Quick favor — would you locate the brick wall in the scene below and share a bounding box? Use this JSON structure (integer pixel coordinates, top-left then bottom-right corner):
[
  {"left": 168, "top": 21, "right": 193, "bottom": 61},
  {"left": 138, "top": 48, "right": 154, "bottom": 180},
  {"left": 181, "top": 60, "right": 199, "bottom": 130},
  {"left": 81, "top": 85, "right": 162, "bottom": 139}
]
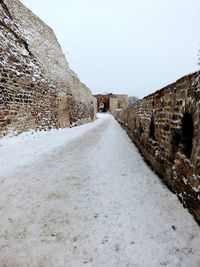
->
[
  {"left": 0, "top": 0, "right": 95, "bottom": 136},
  {"left": 115, "top": 71, "right": 200, "bottom": 224}
]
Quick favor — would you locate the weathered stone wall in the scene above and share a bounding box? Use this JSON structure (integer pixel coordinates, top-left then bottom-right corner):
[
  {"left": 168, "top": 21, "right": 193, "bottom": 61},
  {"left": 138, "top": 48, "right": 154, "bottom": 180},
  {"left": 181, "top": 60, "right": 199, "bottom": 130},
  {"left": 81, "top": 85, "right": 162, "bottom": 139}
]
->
[
  {"left": 109, "top": 96, "right": 118, "bottom": 113},
  {"left": 116, "top": 71, "right": 200, "bottom": 224},
  {"left": 116, "top": 94, "right": 128, "bottom": 109},
  {"left": 0, "top": 0, "right": 95, "bottom": 136},
  {"left": 0, "top": 0, "right": 59, "bottom": 135}
]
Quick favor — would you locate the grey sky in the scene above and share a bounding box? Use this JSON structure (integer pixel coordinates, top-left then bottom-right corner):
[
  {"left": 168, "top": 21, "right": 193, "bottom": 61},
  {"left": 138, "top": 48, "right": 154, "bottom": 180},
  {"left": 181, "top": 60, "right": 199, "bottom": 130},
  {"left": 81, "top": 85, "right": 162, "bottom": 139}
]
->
[{"left": 20, "top": 0, "right": 200, "bottom": 98}]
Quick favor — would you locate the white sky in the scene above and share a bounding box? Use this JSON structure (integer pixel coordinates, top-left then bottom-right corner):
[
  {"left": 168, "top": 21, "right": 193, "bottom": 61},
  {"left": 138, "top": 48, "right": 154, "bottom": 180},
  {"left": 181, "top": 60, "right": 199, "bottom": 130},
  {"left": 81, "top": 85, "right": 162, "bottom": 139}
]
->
[{"left": 20, "top": 0, "right": 200, "bottom": 98}]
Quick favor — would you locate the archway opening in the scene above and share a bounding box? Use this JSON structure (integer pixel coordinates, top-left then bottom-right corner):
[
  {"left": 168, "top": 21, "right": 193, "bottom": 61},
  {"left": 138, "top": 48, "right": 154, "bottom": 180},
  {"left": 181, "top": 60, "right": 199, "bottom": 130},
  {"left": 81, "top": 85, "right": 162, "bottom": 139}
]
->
[
  {"left": 181, "top": 113, "right": 194, "bottom": 158},
  {"left": 98, "top": 102, "right": 106, "bottom": 112},
  {"left": 139, "top": 122, "right": 144, "bottom": 135},
  {"left": 149, "top": 117, "right": 155, "bottom": 140}
]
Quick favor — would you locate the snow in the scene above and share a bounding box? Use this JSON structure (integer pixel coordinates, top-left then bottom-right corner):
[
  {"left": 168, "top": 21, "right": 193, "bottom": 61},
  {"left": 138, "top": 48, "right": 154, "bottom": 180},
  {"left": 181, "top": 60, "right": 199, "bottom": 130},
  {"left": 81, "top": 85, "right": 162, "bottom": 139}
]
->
[
  {"left": 0, "top": 113, "right": 200, "bottom": 267},
  {"left": 0, "top": 119, "right": 100, "bottom": 178}
]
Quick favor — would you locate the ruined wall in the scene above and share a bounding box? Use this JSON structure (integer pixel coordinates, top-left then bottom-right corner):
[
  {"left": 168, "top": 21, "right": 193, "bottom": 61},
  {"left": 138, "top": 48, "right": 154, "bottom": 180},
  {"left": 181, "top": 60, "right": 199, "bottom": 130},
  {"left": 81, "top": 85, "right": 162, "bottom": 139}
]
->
[
  {"left": 116, "top": 71, "right": 200, "bottom": 224},
  {"left": 0, "top": 0, "right": 95, "bottom": 136}
]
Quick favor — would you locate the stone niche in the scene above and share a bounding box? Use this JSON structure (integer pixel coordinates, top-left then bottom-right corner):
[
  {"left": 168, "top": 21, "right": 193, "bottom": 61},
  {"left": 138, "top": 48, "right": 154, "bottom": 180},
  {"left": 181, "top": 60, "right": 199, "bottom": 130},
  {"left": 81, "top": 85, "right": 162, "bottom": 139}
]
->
[
  {"left": 0, "top": 0, "right": 96, "bottom": 136},
  {"left": 115, "top": 71, "right": 200, "bottom": 224}
]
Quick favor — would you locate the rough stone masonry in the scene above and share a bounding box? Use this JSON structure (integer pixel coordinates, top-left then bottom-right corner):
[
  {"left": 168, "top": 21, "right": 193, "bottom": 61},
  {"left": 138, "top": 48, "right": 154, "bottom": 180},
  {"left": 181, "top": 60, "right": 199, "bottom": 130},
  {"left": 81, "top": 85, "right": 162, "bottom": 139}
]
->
[
  {"left": 116, "top": 71, "right": 200, "bottom": 224},
  {"left": 0, "top": 0, "right": 96, "bottom": 136}
]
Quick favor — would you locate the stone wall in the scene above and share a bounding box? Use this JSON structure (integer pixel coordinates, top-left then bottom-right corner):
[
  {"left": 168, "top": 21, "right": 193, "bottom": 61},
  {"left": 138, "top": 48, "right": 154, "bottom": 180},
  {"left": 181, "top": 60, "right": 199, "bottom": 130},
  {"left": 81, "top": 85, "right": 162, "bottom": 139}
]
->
[
  {"left": 116, "top": 94, "right": 128, "bottom": 109},
  {"left": 0, "top": 0, "right": 95, "bottom": 136},
  {"left": 115, "top": 71, "right": 200, "bottom": 224},
  {"left": 109, "top": 96, "right": 118, "bottom": 113}
]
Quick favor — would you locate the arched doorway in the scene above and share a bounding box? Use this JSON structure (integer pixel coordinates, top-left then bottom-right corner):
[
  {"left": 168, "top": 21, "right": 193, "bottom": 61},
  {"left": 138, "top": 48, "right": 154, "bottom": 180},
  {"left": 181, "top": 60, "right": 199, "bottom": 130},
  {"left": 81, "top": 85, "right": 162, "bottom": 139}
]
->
[
  {"left": 99, "top": 102, "right": 106, "bottom": 112},
  {"left": 149, "top": 116, "right": 155, "bottom": 140},
  {"left": 171, "top": 112, "right": 194, "bottom": 160},
  {"left": 181, "top": 113, "right": 194, "bottom": 158},
  {"left": 95, "top": 95, "right": 110, "bottom": 112}
]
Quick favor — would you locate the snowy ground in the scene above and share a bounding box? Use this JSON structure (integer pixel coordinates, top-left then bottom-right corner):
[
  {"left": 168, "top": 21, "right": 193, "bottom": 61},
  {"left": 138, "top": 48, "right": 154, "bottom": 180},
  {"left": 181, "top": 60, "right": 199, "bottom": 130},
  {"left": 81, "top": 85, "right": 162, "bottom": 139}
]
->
[{"left": 0, "top": 113, "right": 200, "bottom": 267}]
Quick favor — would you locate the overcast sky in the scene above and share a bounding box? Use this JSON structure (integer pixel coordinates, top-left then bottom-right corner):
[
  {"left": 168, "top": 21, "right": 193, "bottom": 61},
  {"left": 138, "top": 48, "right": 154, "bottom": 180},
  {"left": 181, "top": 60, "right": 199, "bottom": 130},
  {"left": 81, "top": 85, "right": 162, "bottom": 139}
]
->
[{"left": 20, "top": 0, "right": 200, "bottom": 98}]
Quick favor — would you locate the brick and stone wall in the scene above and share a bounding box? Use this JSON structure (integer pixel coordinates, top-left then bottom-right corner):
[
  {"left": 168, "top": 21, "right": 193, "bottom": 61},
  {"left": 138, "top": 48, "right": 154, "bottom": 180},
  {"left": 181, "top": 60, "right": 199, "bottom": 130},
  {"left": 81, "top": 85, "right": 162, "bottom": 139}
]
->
[
  {"left": 115, "top": 71, "right": 200, "bottom": 224},
  {"left": 0, "top": 0, "right": 95, "bottom": 136}
]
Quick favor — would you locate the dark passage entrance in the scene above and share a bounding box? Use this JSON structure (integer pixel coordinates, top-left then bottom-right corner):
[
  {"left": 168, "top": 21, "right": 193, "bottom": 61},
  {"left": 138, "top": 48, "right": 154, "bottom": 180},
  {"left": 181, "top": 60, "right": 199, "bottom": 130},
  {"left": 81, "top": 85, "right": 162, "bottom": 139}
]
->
[
  {"left": 97, "top": 96, "right": 110, "bottom": 112},
  {"left": 181, "top": 113, "right": 194, "bottom": 158},
  {"left": 149, "top": 117, "right": 155, "bottom": 140},
  {"left": 99, "top": 102, "right": 107, "bottom": 112}
]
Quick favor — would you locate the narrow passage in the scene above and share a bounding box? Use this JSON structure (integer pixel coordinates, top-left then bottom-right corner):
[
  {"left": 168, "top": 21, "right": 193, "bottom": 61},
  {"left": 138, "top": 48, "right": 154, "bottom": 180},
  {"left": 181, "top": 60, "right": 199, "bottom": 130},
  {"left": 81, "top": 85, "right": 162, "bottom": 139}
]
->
[{"left": 0, "top": 114, "right": 199, "bottom": 267}]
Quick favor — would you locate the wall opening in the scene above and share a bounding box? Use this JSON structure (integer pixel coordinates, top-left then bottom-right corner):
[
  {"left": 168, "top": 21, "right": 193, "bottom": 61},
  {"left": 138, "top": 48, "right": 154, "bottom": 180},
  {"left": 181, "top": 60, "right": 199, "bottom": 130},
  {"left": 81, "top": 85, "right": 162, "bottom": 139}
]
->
[
  {"left": 134, "top": 118, "right": 136, "bottom": 127},
  {"left": 139, "top": 122, "right": 144, "bottom": 135},
  {"left": 149, "top": 117, "right": 155, "bottom": 140},
  {"left": 181, "top": 113, "right": 194, "bottom": 158},
  {"left": 96, "top": 96, "right": 110, "bottom": 112},
  {"left": 98, "top": 102, "right": 106, "bottom": 112}
]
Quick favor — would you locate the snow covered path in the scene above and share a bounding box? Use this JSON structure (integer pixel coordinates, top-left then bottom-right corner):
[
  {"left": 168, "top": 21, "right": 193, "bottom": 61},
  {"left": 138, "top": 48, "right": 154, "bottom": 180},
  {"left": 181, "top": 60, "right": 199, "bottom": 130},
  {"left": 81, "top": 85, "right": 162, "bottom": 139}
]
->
[{"left": 0, "top": 114, "right": 200, "bottom": 267}]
